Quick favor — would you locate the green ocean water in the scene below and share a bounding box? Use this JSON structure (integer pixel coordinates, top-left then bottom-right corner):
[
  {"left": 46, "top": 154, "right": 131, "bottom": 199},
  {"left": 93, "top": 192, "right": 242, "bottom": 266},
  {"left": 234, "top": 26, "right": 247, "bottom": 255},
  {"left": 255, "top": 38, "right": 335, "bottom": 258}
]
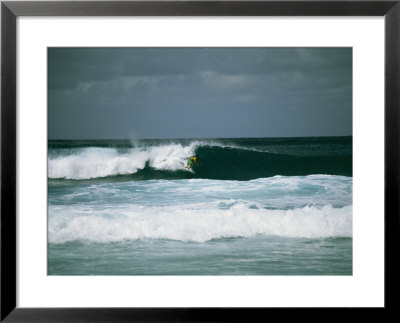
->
[{"left": 48, "top": 137, "right": 352, "bottom": 275}]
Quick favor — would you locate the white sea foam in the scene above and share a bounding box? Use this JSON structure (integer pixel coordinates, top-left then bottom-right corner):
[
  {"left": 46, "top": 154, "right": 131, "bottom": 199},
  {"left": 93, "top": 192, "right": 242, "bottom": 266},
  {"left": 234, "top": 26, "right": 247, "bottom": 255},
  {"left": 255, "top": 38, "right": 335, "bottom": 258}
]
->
[
  {"left": 48, "top": 202, "right": 352, "bottom": 243},
  {"left": 48, "top": 141, "right": 269, "bottom": 179},
  {"left": 48, "top": 175, "right": 352, "bottom": 209},
  {"left": 48, "top": 143, "right": 197, "bottom": 179}
]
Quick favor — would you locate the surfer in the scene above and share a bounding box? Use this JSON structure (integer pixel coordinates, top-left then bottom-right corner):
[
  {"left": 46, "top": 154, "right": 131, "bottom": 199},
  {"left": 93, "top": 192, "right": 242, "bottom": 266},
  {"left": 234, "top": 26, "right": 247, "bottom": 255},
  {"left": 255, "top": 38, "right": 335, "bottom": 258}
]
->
[{"left": 186, "top": 154, "right": 200, "bottom": 169}]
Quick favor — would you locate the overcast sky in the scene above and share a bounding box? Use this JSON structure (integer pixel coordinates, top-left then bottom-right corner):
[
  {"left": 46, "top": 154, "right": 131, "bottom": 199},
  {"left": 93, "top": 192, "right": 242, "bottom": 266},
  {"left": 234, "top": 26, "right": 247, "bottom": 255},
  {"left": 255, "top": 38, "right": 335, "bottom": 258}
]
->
[{"left": 48, "top": 47, "right": 352, "bottom": 139}]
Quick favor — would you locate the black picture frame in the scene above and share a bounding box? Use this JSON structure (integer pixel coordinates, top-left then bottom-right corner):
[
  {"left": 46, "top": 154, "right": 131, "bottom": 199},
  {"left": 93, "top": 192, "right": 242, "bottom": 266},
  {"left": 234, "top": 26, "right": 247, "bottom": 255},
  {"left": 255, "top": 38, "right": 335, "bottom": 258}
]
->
[{"left": 1, "top": 1, "right": 399, "bottom": 321}]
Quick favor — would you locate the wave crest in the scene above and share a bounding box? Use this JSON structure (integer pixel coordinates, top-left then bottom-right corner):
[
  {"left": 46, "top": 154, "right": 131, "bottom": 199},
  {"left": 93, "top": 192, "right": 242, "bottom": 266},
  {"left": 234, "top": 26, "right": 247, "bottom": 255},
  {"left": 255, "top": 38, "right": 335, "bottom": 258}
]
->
[
  {"left": 48, "top": 203, "right": 352, "bottom": 243},
  {"left": 48, "top": 138, "right": 352, "bottom": 180},
  {"left": 48, "top": 143, "right": 198, "bottom": 179}
]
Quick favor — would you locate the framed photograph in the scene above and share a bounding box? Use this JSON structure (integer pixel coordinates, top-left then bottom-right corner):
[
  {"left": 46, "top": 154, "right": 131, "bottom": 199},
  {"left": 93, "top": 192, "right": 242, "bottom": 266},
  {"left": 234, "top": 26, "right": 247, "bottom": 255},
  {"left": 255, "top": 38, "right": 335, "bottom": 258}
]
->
[{"left": 1, "top": 0, "right": 399, "bottom": 321}]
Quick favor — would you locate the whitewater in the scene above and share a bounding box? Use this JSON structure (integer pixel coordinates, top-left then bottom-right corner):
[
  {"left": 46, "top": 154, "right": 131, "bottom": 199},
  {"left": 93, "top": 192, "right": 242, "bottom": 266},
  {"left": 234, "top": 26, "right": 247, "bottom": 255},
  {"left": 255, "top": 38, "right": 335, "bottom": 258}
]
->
[
  {"left": 48, "top": 143, "right": 196, "bottom": 179},
  {"left": 49, "top": 176, "right": 352, "bottom": 243},
  {"left": 47, "top": 140, "right": 278, "bottom": 180},
  {"left": 48, "top": 137, "right": 353, "bottom": 275}
]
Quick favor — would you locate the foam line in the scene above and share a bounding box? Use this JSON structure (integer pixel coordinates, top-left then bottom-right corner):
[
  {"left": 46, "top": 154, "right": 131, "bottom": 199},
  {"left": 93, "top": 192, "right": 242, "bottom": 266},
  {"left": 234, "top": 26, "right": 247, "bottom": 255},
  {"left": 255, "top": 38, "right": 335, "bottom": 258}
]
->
[{"left": 48, "top": 203, "right": 352, "bottom": 243}]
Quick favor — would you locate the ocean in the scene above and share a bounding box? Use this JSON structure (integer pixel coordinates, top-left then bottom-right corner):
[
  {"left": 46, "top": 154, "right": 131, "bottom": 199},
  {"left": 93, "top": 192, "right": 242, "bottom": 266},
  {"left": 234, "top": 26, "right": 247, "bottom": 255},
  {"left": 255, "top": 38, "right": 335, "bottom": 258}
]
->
[{"left": 48, "top": 137, "right": 352, "bottom": 275}]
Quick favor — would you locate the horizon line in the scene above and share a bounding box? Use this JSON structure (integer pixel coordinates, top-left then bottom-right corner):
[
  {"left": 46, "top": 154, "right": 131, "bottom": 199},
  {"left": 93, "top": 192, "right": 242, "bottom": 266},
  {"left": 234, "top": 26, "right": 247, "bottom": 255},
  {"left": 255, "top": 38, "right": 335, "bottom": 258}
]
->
[{"left": 48, "top": 134, "right": 353, "bottom": 141}]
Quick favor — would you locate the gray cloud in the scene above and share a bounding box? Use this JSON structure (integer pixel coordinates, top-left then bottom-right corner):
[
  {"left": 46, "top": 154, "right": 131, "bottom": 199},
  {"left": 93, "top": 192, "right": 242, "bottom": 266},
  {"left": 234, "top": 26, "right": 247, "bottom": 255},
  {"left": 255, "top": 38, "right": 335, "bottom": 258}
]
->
[{"left": 48, "top": 47, "right": 352, "bottom": 139}]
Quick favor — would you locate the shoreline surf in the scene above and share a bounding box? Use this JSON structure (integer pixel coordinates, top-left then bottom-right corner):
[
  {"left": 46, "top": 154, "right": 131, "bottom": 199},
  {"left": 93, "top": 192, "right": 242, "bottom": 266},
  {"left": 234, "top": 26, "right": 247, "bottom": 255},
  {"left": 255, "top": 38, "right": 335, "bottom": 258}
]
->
[{"left": 48, "top": 137, "right": 353, "bottom": 275}]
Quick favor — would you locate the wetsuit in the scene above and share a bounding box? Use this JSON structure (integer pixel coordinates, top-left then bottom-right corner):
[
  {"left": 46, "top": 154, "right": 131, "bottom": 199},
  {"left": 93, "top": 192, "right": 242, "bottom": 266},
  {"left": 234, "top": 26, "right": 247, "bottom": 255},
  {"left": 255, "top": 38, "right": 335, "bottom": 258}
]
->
[{"left": 187, "top": 156, "right": 198, "bottom": 168}]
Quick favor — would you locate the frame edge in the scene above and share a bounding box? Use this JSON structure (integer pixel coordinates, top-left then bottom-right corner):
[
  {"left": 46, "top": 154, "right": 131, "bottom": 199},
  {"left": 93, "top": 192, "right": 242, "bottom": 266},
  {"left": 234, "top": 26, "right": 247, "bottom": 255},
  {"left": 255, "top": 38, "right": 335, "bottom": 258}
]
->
[
  {"left": 1, "top": 0, "right": 399, "bottom": 321},
  {"left": 1, "top": 2, "right": 17, "bottom": 322},
  {"left": 2, "top": 1, "right": 399, "bottom": 16},
  {"left": 384, "top": 0, "right": 400, "bottom": 312}
]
